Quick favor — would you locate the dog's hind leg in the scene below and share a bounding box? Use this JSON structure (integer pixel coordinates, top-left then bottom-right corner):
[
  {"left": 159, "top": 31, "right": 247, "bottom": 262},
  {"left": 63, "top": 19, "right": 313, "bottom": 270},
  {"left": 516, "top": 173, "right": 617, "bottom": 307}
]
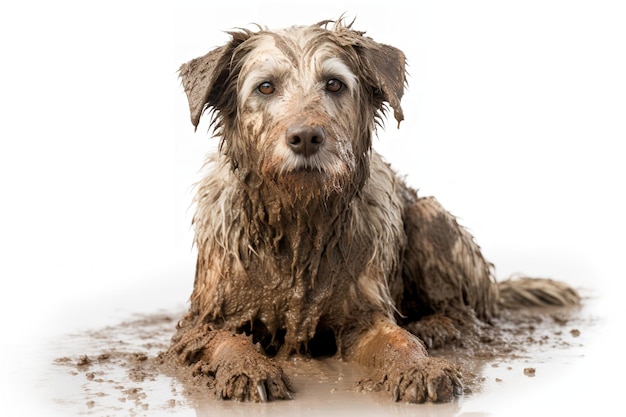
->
[
  {"left": 399, "top": 195, "right": 499, "bottom": 348},
  {"left": 398, "top": 195, "right": 580, "bottom": 348}
]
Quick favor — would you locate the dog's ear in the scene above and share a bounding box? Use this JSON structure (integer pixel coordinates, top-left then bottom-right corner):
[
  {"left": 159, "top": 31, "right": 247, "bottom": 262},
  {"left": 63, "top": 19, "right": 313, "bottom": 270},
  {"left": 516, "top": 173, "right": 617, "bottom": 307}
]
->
[
  {"left": 336, "top": 27, "right": 406, "bottom": 127},
  {"left": 179, "top": 32, "right": 249, "bottom": 129},
  {"left": 357, "top": 39, "right": 406, "bottom": 127}
]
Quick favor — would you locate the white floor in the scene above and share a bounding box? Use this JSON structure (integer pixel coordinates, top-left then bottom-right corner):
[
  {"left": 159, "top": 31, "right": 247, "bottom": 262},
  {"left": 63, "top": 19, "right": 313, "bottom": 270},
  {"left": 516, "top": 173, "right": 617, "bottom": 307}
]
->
[{"left": 2, "top": 267, "right": 619, "bottom": 417}]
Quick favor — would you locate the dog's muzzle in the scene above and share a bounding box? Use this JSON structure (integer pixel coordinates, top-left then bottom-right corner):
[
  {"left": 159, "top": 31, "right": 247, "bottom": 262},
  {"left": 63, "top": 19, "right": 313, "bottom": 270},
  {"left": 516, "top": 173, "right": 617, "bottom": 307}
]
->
[{"left": 285, "top": 125, "right": 325, "bottom": 158}]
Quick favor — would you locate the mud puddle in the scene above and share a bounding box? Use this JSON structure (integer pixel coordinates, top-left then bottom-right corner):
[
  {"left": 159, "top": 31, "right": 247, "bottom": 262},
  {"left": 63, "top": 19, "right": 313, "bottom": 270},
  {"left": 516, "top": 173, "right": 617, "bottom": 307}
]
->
[{"left": 44, "top": 296, "right": 596, "bottom": 417}]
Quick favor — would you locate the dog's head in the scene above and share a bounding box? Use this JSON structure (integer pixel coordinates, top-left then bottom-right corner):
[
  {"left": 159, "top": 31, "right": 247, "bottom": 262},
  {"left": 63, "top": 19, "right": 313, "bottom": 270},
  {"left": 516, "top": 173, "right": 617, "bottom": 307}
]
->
[{"left": 180, "top": 20, "right": 406, "bottom": 195}]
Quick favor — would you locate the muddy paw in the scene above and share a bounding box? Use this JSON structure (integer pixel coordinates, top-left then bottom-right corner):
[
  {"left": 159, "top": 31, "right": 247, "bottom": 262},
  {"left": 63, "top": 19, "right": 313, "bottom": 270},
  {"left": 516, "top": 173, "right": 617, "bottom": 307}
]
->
[
  {"left": 406, "top": 314, "right": 461, "bottom": 349},
  {"left": 401, "top": 357, "right": 462, "bottom": 402},
  {"left": 363, "top": 357, "right": 462, "bottom": 403},
  {"left": 207, "top": 353, "right": 293, "bottom": 402},
  {"left": 168, "top": 329, "right": 293, "bottom": 402},
  {"left": 195, "top": 340, "right": 293, "bottom": 402}
]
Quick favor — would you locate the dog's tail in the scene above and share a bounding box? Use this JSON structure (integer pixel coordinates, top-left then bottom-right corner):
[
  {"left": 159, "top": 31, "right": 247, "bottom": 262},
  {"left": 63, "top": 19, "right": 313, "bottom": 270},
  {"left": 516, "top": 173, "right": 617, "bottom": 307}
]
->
[{"left": 497, "top": 275, "right": 580, "bottom": 309}]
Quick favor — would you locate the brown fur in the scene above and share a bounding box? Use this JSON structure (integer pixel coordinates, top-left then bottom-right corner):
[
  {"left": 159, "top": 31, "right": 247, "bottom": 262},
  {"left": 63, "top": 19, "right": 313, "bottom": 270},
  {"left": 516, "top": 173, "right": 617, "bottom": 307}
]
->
[{"left": 166, "top": 19, "right": 579, "bottom": 403}]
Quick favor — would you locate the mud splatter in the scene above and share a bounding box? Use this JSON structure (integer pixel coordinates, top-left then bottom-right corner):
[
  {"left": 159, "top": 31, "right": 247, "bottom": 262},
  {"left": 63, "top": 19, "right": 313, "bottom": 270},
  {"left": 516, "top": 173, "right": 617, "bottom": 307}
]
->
[{"left": 49, "top": 299, "right": 594, "bottom": 415}]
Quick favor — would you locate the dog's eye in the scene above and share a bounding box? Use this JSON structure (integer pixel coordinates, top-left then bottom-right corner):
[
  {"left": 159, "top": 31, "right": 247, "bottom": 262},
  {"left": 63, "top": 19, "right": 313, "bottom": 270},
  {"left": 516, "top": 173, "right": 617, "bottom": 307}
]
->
[
  {"left": 326, "top": 79, "right": 344, "bottom": 93},
  {"left": 258, "top": 81, "right": 275, "bottom": 95}
]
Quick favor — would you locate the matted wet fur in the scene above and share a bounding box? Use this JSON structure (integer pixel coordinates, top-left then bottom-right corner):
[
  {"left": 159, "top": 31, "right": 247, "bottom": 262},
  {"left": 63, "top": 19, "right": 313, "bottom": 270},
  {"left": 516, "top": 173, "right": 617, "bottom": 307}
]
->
[{"left": 164, "top": 19, "right": 579, "bottom": 403}]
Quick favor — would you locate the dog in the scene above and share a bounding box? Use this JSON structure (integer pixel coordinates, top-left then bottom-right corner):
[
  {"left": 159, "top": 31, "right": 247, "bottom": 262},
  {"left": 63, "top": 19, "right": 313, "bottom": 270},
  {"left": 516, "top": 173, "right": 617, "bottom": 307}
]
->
[{"left": 166, "top": 19, "right": 579, "bottom": 403}]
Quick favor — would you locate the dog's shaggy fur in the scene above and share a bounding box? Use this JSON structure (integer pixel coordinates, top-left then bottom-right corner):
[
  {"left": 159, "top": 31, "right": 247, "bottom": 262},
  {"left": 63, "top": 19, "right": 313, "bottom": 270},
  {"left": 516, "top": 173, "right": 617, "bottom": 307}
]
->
[{"left": 166, "top": 19, "right": 579, "bottom": 403}]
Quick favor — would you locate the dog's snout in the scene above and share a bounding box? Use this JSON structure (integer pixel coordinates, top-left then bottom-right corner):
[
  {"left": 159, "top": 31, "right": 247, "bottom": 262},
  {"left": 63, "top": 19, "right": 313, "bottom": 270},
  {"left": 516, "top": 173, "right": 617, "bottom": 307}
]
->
[{"left": 285, "top": 125, "right": 325, "bottom": 157}]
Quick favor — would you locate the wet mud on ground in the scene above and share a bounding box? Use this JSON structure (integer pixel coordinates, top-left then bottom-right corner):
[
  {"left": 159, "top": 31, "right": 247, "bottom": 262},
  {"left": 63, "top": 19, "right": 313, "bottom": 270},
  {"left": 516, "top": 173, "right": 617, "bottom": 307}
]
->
[{"left": 43, "top": 292, "right": 597, "bottom": 417}]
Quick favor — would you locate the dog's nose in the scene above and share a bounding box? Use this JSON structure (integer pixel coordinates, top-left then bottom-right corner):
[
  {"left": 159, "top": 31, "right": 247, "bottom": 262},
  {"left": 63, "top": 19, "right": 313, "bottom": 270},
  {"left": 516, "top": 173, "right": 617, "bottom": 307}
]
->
[{"left": 285, "top": 125, "right": 325, "bottom": 157}]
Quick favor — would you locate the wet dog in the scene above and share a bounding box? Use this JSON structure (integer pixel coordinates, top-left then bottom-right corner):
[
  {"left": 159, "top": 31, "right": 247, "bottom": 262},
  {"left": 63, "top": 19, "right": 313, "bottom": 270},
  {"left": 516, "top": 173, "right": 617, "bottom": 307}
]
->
[{"left": 166, "top": 19, "right": 579, "bottom": 403}]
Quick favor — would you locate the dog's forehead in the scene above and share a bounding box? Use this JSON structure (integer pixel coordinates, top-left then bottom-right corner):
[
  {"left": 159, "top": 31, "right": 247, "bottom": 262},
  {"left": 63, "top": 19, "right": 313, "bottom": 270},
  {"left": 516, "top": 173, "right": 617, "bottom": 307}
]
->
[
  {"left": 231, "top": 25, "right": 363, "bottom": 108},
  {"left": 244, "top": 26, "right": 352, "bottom": 67}
]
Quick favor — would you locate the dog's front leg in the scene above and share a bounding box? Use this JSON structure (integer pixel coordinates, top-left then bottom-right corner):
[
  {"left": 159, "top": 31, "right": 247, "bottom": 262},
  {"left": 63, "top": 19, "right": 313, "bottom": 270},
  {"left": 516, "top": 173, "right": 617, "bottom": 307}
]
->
[
  {"left": 168, "top": 326, "right": 293, "bottom": 402},
  {"left": 345, "top": 318, "right": 462, "bottom": 403}
]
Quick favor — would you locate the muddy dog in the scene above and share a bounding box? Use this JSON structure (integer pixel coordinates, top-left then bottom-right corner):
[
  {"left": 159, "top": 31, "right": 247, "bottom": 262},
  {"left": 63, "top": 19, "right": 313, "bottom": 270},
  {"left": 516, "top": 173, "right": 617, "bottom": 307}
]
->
[{"left": 166, "top": 19, "right": 579, "bottom": 403}]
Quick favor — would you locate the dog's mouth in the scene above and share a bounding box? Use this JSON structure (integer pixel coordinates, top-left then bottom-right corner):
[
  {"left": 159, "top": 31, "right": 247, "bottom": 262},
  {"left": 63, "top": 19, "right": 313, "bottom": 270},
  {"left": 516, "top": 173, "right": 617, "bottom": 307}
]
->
[
  {"left": 281, "top": 154, "right": 330, "bottom": 174},
  {"left": 268, "top": 141, "right": 353, "bottom": 188},
  {"left": 292, "top": 161, "right": 328, "bottom": 173}
]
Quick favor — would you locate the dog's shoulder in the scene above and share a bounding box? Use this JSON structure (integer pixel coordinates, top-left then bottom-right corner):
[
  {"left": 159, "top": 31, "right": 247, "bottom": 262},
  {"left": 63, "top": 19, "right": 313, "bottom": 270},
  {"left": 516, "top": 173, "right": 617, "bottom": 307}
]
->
[
  {"left": 351, "top": 151, "right": 407, "bottom": 239},
  {"left": 360, "top": 151, "right": 406, "bottom": 208}
]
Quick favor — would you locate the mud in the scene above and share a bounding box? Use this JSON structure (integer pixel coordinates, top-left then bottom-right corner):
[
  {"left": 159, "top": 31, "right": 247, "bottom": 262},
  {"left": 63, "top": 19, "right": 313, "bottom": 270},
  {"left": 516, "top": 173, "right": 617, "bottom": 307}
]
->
[{"left": 49, "top": 300, "right": 590, "bottom": 416}]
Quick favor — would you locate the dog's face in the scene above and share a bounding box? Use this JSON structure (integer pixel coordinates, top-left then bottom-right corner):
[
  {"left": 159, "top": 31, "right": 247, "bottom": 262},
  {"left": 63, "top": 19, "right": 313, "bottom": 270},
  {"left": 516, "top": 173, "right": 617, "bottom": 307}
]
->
[
  {"left": 235, "top": 30, "right": 364, "bottom": 184},
  {"left": 180, "top": 21, "right": 406, "bottom": 195}
]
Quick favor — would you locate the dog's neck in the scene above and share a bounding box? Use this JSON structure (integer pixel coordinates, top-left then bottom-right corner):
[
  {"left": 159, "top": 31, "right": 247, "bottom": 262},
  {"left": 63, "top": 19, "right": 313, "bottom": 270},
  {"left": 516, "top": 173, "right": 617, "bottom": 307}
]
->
[{"left": 237, "top": 168, "right": 361, "bottom": 283}]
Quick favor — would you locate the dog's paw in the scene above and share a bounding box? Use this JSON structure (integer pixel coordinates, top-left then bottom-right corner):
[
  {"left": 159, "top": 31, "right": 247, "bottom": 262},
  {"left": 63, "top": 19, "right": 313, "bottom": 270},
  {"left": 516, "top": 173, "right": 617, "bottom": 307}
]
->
[
  {"left": 360, "top": 357, "right": 462, "bottom": 403},
  {"left": 406, "top": 314, "right": 461, "bottom": 349},
  {"left": 171, "top": 329, "right": 294, "bottom": 402},
  {"left": 198, "top": 349, "right": 293, "bottom": 402},
  {"left": 395, "top": 357, "right": 462, "bottom": 403}
]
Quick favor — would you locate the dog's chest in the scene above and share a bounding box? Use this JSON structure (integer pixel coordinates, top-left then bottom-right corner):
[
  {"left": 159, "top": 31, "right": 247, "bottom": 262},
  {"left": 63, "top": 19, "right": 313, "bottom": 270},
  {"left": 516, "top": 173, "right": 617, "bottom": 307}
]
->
[{"left": 230, "top": 235, "right": 362, "bottom": 339}]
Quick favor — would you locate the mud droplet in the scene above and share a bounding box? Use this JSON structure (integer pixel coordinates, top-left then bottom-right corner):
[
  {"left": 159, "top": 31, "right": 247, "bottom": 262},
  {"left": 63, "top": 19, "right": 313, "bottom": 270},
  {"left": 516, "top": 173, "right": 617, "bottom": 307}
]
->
[
  {"left": 523, "top": 367, "right": 536, "bottom": 377},
  {"left": 570, "top": 329, "right": 580, "bottom": 337},
  {"left": 77, "top": 355, "right": 91, "bottom": 367}
]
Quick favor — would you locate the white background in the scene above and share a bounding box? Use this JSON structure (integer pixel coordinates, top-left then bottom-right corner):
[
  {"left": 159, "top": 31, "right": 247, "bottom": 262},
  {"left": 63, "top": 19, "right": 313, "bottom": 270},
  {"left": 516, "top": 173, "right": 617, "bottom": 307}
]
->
[{"left": 1, "top": 1, "right": 625, "bottom": 415}]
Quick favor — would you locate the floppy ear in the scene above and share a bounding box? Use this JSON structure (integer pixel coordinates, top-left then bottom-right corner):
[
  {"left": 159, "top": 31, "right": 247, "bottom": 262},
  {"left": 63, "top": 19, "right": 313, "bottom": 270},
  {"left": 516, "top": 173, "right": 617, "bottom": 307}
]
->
[
  {"left": 179, "top": 47, "right": 228, "bottom": 129},
  {"left": 357, "top": 39, "right": 407, "bottom": 127},
  {"left": 179, "top": 31, "right": 250, "bottom": 129},
  {"left": 334, "top": 25, "right": 406, "bottom": 127}
]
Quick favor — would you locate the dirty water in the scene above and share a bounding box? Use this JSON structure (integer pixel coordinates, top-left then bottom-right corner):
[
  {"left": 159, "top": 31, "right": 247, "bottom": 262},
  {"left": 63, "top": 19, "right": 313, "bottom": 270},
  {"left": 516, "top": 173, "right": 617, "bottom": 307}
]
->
[{"left": 25, "top": 287, "right": 604, "bottom": 417}]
